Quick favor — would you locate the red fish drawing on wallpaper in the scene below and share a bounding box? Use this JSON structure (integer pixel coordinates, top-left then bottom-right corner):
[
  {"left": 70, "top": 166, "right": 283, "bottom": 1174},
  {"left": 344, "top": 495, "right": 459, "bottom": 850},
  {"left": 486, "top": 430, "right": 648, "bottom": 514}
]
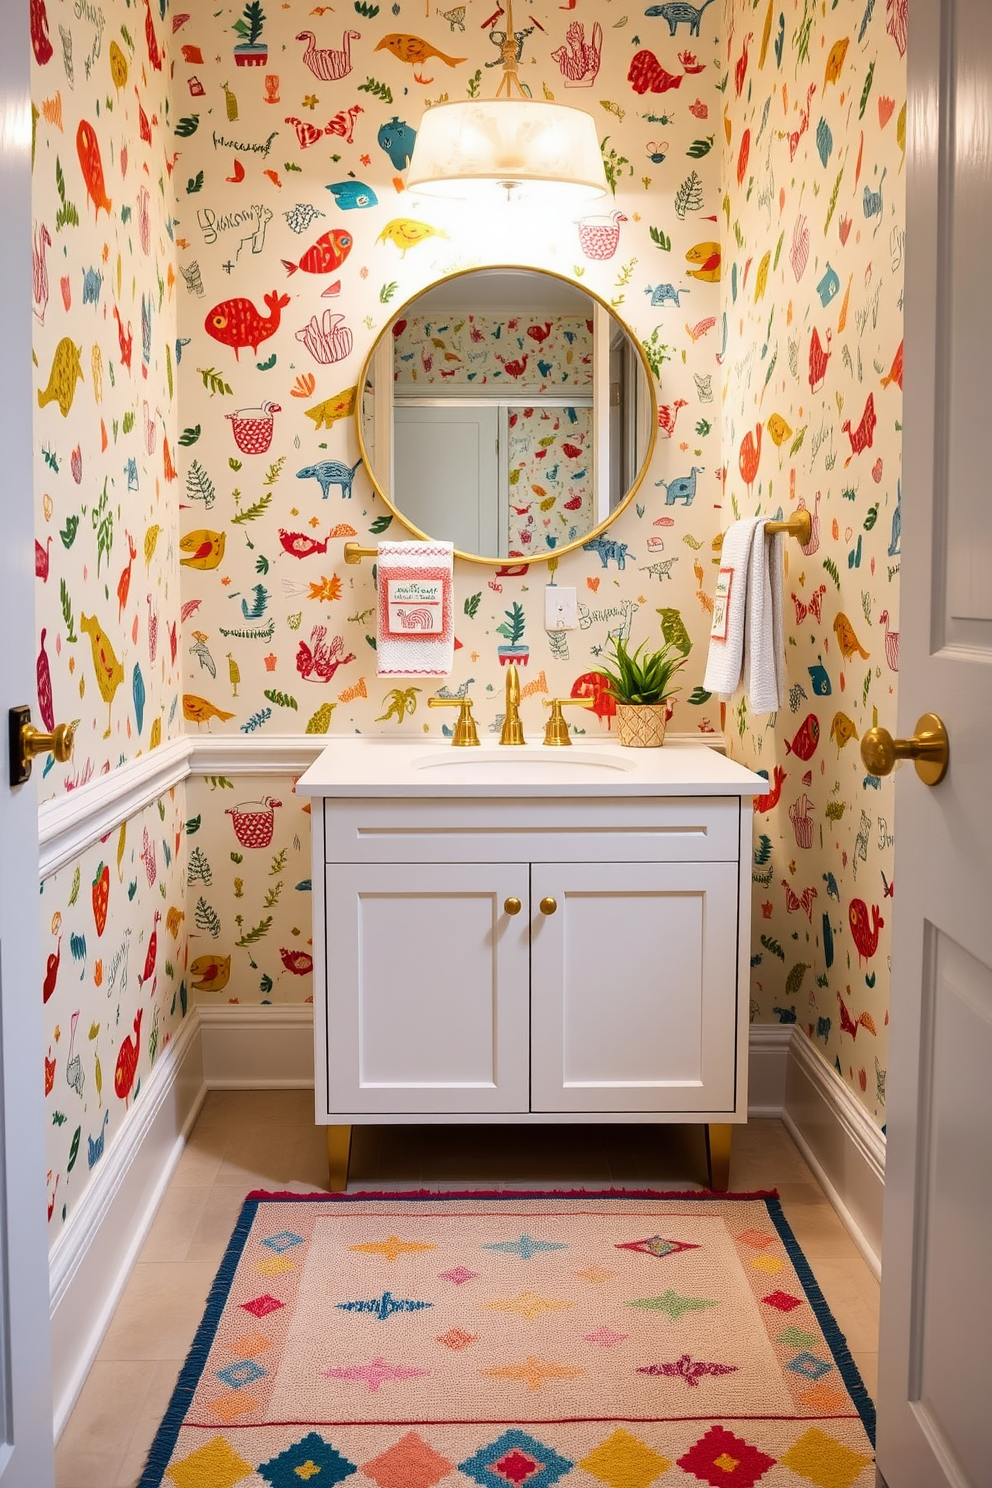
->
[
  {"left": 205, "top": 291, "right": 291, "bottom": 358},
  {"left": 114, "top": 1009, "right": 143, "bottom": 1107},
  {"left": 282, "top": 228, "right": 354, "bottom": 277},
  {"left": 76, "top": 122, "right": 112, "bottom": 217},
  {"left": 785, "top": 714, "right": 820, "bottom": 760},
  {"left": 30, "top": 0, "right": 53, "bottom": 64}
]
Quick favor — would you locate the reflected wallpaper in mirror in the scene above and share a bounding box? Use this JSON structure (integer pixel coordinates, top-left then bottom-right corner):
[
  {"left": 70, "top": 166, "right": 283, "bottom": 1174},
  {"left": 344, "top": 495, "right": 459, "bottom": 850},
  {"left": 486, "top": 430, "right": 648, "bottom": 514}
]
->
[{"left": 358, "top": 268, "right": 655, "bottom": 564}]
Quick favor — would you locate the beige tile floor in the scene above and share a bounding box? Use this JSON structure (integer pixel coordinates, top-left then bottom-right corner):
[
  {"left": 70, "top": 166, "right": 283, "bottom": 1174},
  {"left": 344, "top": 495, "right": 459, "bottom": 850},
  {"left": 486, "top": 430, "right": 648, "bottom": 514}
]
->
[{"left": 54, "top": 1092, "right": 880, "bottom": 1488}]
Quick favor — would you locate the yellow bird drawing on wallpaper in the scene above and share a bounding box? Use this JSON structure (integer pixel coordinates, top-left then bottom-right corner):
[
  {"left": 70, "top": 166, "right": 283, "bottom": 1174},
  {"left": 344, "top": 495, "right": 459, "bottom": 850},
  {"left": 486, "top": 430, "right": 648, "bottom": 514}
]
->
[
  {"left": 824, "top": 36, "right": 849, "bottom": 87},
  {"left": 767, "top": 413, "right": 793, "bottom": 451},
  {"left": 305, "top": 385, "right": 357, "bottom": 431},
  {"left": 79, "top": 613, "right": 124, "bottom": 738},
  {"left": 376, "top": 219, "right": 449, "bottom": 256},
  {"left": 183, "top": 694, "right": 236, "bottom": 728},
  {"left": 189, "top": 954, "right": 232, "bottom": 993},
  {"left": 179, "top": 529, "right": 226, "bottom": 570}
]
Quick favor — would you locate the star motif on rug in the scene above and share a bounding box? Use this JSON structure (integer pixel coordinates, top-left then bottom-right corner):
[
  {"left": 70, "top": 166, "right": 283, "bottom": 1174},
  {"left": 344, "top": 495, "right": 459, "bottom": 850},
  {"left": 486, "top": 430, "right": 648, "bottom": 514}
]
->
[
  {"left": 479, "top": 1355, "right": 586, "bottom": 1392},
  {"left": 460, "top": 1428, "right": 574, "bottom": 1488},
  {"left": 483, "top": 1290, "right": 576, "bottom": 1323},
  {"left": 483, "top": 1234, "right": 569, "bottom": 1261},
  {"left": 322, "top": 1356, "right": 429, "bottom": 1393},
  {"left": 637, "top": 1353, "right": 738, "bottom": 1387},
  {"left": 336, "top": 1291, "right": 433, "bottom": 1322},
  {"left": 350, "top": 1235, "right": 438, "bottom": 1263},
  {"left": 615, "top": 1235, "right": 701, "bottom": 1260},
  {"left": 626, "top": 1289, "right": 719, "bottom": 1320},
  {"left": 677, "top": 1424, "right": 776, "bottom": 1487}
]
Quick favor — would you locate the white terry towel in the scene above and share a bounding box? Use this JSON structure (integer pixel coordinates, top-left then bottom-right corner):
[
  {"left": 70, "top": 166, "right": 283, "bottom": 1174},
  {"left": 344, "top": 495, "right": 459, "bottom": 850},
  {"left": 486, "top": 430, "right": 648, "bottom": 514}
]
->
[
  {"left": 703, "top": 516, "right": 785, "bottom": 713},
  {"left": 376, "top": 540, "right": 454, "bottom": 678}
]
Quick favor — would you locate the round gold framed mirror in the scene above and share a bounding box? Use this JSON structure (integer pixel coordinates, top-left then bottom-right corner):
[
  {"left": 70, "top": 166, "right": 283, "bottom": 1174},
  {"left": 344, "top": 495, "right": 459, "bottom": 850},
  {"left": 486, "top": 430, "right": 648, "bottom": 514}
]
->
[{"left": 356, "top": 266, "right": 657, "bottom": 567}]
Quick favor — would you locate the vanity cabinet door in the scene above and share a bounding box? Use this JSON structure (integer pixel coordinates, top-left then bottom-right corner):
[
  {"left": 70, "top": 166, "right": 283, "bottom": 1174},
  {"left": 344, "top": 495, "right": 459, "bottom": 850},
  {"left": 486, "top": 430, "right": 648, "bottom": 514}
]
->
[
  {"left": 529, "top": 861, "right": 739, "bottom": 1114},
  {"left": 323, "top": 862, "right": 530, "bottom": 1115}
]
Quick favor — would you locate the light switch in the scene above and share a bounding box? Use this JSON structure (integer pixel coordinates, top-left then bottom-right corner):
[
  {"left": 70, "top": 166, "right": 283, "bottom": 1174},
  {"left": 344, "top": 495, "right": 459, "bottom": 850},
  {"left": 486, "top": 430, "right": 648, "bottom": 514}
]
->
[{"left": 545, "top": 585, "right": 578, "bottom": 631}]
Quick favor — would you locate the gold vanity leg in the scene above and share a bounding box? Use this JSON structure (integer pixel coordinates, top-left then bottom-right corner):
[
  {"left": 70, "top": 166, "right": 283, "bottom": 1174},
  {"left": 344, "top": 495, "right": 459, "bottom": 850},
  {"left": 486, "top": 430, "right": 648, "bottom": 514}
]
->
[
  {"left": 326, "top": 1125, "right": 352, "bottom": 1193},
  {"left": 705, "top": 1123, "right": 733, "bottom": 1192}
]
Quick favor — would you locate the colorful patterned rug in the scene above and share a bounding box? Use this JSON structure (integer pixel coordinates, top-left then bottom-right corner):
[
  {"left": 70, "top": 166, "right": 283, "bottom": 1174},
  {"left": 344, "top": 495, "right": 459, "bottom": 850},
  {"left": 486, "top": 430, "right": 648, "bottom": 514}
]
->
[{"left": 139, "top": 1190, "right": 875, "bottom": 1488}]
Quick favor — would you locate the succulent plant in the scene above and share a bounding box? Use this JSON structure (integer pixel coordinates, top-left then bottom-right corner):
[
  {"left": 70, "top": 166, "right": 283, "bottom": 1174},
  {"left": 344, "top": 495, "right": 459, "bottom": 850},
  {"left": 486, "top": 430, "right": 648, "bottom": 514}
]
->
[{"left": 591, "top": 632, "right": 690, "bottom": 706}]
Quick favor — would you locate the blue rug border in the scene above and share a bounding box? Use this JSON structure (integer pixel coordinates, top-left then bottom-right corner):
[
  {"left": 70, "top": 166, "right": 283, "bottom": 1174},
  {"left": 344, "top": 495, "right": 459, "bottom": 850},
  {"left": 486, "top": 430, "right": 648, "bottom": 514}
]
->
[
  {"left": 763, "top": 1193, "right": 877, "bottom": 1446},
  {"left": 136, "top": 1186, "right": 876, "bottom": 1483},
  {"left": 136, "top": 1194, "right": 261, "bottom": 1488}
]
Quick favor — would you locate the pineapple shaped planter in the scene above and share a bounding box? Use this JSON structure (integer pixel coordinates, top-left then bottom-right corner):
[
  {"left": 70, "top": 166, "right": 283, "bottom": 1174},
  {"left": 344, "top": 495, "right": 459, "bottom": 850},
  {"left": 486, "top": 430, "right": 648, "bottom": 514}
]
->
[
  {"left": 234, "top": 1, "right": 268, "bottom": 66},
  {"left": 614, "top": 703, "right": 672, "bottom": 748}
]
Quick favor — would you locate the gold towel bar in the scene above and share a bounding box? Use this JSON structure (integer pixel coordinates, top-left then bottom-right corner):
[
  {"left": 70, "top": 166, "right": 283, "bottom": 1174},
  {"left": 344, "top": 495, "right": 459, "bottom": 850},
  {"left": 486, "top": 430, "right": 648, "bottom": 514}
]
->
[
  {"left": 764, "top": 510, "right": 812, "bottom": 545},
  {"left": 343, "top": 542, "right": 379, "bottom": 565}
]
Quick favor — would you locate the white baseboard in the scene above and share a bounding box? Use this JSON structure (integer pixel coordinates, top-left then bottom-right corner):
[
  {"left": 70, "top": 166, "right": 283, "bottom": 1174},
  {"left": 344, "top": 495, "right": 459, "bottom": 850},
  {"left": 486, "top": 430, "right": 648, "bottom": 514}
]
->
[
  {"left": 48, "top": 1011, "right": 205, "bottom": 1440},
  {"left": 746, "top": 1023, "right": 792, "bottom": 1116},
  {"left": 782, "top": 1030, "right": 886, "bottom": 1277},
  {"left": 197, "top": 1003, "right": 316, "bottom": 1088}
]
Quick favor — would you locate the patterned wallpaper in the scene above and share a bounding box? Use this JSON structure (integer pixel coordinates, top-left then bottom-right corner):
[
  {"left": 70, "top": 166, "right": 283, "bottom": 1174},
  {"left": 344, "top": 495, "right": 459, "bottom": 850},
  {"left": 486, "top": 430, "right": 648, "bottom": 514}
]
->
[
  {"left": 721, "top": 0, "right": 906, "bottom": 1127},
  {"left": 172, "top": 0, "right": 728, "bottom": 1010},
  {"left": 32, "top": 0, "right": 188, "bottom": 1242},
  {"left": 41, "top": 792, "right": 188, "bottom": 1241}
]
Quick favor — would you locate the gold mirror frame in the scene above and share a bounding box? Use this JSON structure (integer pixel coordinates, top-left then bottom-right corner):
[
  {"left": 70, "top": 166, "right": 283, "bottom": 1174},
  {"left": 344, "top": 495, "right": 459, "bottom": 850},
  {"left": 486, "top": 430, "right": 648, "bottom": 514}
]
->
[{"left": 354, "top": 265, "right": 659, "bottom": 568}]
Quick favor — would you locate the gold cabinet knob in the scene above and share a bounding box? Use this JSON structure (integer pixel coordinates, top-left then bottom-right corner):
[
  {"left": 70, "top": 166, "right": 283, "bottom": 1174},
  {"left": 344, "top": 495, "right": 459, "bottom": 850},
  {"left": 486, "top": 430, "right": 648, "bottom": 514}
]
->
[
  {"left": 539, "top": 896, "right": 557, "bottom": 916},
  {"left": 503, "top": 897, "right": 522, "bottom": 916},
  {"left": 860, "top": 712, "right": 949, "bottom": 787},
  {"left": 9, "top": 707, "right": 77, "bottom": 786}
]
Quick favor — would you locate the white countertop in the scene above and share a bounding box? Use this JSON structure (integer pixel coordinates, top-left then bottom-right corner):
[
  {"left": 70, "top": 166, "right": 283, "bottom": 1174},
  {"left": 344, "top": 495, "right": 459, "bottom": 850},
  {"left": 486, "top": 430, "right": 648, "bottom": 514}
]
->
[{"left": 296, "top": 735, "right": 766, "bottom": 798}]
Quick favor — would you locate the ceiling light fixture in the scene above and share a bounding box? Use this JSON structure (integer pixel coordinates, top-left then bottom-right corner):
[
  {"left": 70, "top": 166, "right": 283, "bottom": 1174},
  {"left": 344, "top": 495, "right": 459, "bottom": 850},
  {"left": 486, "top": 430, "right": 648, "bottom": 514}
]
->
[{"left": 405, "top": 0, "right": 609, "bottom": 203}]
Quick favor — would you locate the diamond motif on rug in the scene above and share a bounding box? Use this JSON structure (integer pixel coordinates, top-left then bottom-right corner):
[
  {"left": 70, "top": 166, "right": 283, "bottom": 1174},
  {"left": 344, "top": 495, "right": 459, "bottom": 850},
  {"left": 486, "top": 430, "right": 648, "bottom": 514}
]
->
[
  {"left": 438, "top": 1326, "right": 478, "bottom": 1350},
  {"left": 616, "top": 1236, "right": 701, "bottom": 1260},
  {"left": 677, "top": 1425, "right": 776, "bottom": 1487},
  {"left": 576, "top": 1264, "right": 616, "bottom": 1283},
  {"left": 224, "top": 1331, "right": 270, "bottom": 1358},
  {"left": 799, "top": 1382, "right": 849, "bottom": 1413},
  {"left": 362, "top": 1431, "right": 456, "bottom": 1488},
  {"left": 440, "top": 1266, "right": 478, "bottom": 1285},
  {"left": 761, "top": 1289, "right": 802, "bottom": 1311},
  {"left": 256, "top": 1255, "right": 296, "bottom": 1277},
  {"left": 580, "top": 1428, "right": 672, "bottom": 1488},
  {"left": 777, "top": 1427, "right": 873, "bottom": 1488},
  {"left": 479, "top": 1355, "right": 586, "bottom": 1392},
  {"left": 637, "top": 1354, "right": 738, "bottom": 1388},
  {"left": 336, "top": 1291, "right": 433, "bottom": 1321},
  {"left": 257, "top": 1431, "right": 356, "bottom": 1487},
  {"left": 626, "top": 1290, "right": 718, "bottom": 1320},
  {"left": 350, "top": 1236, "right": 438, "bottom": 1263},
  {"left": 483, "top": 1234, "right": 568, "bottom": 1261},
  {"left": 583, "top": 1326, "right": 628, "bottom": 1347},
  {"left": 483, "top": 1290, "right": 575, "bottom": 1323},
  {"left": 736, "top": 1229, "right": 776, "bottom": 1249},
  {"left": 460, "top": 1429, "right": 574, "bottom": 1488},
  {"left": 214, "top": 1358, "right": 267, "bottom": 1390},
  {"left": 164, "top": 1435, "right": 254, "bottom": 1488},
  {"left": 777, "top": 1326, "right": 821, "bottom": 1351},
  {"left": 787, "top": 1351, "right": 834, "bottom": 1381},
  {"left": 207, "top": 1392, "right": 259, "bottom": 1422},
  {"left": 322, "top": 1357, "right": 429, "bottom": 1393},
  {"left": 240, "top": 1293, "right": 284, "bottom": 1318},
  {"left": 261, "top": 1230, "right": 304, "bottom": 1253},
  {"left": 750, "top": 1254, "right": 784, "bottom": 1274}
]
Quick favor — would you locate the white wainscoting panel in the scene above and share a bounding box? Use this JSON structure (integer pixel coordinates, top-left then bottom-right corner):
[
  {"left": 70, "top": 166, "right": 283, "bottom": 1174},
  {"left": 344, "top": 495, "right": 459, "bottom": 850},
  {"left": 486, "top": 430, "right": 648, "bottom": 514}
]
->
[
  {"left": 48, "top": 1011, "right": 205, "bottom": 1439},
  {"left": 198, "top": 1003, "right": 316, "bottom": 1088}
]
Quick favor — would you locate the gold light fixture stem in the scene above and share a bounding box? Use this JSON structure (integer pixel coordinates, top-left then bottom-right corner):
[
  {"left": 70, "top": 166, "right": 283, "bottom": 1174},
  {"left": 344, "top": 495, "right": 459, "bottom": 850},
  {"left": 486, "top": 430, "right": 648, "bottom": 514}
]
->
[{"left": 494, "top": 0, "right": 528, "bottom": 100}]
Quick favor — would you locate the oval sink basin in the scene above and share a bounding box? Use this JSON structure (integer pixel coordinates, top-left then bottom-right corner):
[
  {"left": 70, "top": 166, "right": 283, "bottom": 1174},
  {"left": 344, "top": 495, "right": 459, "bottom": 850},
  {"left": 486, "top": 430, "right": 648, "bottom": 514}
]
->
[{"left": 413, "top": 749, "right": 635, "bottom": 783}]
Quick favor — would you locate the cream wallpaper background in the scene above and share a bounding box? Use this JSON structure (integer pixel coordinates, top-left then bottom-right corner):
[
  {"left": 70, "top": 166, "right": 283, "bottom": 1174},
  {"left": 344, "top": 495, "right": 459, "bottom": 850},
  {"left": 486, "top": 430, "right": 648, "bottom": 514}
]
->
[{"left": 32, "top": 0, "right": 907, "bottom": 1242}]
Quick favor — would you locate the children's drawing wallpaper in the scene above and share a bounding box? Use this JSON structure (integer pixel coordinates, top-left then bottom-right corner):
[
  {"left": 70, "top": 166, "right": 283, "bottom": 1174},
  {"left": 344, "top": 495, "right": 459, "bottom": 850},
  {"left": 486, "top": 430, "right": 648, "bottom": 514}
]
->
[
  {"left": 29, "top": 0, "right": 908, "bottom": 1193},
  {"left": 721, "top": 0, "right": 905, "bottom": 1126},
  {"left": 41, "top": 791, "right": 187, "bottom": 1240}
]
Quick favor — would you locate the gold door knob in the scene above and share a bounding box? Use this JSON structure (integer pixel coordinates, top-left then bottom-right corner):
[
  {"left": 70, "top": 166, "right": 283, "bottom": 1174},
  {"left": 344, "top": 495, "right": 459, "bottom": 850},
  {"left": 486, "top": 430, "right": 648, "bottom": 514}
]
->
[
  {"left": 503, "top": 897, "right": 522, "bottom": 916},
  {"left": 9, "top": 707, "right": 77, "bottom": 786},
  {"left": 860, "top": 712, "right": 949, "bottom": 787},
  {"left": 539, "top": 896, "right": 557, "bottom": 916}
]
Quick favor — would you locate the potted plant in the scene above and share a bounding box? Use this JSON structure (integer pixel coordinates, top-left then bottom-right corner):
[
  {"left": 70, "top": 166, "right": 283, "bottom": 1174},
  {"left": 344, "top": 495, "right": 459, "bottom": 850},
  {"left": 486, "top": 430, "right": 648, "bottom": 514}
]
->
[
  {"left": 233, "top": 1, "right": 268, "bottom": 66},
  {"left": 496, "top": 601, "right": 530, "bottom": 667},
  {"left": 591, "top": 632, "right": 689, "bottom": 747}
]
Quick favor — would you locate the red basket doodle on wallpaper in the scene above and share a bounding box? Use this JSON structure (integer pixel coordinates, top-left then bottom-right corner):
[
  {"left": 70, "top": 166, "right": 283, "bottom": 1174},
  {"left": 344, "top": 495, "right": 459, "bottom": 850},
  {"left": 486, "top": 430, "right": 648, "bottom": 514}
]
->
[
  {"left": 576, "top": 210, "right": 627, "bottom": 261},
  {"left": 226, "top": 401, "right": 281, "bottom": 454},
  {"left": 226, "top": 797, "right": 282, "bottom": 848}
]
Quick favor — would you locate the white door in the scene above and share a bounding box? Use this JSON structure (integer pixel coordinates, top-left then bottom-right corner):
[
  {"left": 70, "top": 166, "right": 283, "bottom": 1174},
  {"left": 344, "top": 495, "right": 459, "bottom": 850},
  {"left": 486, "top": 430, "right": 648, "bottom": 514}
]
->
[
  {"left": 875, "top": 3, "right": 992, "bottom": 1484},
  {"left": 323, "top": 863, "right": 530, "bottom": 1115},
  {"left": 529, "top": 862, "right": 739, "bottom": 1114},
  {"left": 0, "top": 13, "right": 57, "bottom": 1485},
  {"left": 392, "top": 405, "right": 501, "bottom": 555}
]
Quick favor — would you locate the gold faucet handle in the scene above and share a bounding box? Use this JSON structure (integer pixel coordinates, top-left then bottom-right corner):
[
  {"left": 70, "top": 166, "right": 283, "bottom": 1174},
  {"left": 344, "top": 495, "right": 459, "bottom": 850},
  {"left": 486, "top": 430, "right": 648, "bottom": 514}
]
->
[
  {"left": 427, "top": 696, "right": 480, "bottom": 747},
  {"left": 542, "top": 696, "right": 595, "bottom": 746}
]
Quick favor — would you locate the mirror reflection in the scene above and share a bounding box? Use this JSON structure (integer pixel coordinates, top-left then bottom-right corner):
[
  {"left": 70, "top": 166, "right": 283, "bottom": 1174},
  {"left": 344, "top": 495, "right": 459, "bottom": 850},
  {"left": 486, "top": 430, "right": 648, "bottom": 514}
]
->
[{"left": 359, "top": 268, "right": 655, "bottom": 564}]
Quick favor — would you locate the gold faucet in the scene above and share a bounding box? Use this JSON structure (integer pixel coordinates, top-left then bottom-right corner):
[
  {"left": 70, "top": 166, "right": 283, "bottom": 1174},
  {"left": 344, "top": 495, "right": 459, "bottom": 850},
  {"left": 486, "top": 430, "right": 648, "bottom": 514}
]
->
[
  {"left": 542, "top": 696, "right": 595, "bottom": 746},
  {"left": 499, "top": 664, "right": 526, "bottom": 745}
]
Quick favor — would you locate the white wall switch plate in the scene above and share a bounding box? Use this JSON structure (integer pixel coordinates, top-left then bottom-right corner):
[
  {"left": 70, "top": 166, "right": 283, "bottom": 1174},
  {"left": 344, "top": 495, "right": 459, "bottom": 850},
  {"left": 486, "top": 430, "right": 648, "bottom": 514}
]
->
[{"left": 545, "top": 586, "right": 578, "bottom": 631}]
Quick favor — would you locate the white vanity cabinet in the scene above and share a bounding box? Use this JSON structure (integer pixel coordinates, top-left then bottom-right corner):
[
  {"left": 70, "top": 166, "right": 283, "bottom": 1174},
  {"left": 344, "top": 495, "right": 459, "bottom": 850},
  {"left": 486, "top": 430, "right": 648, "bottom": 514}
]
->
[{"left": 295, "top": 740, "right": 766, "bottom": 1191}]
